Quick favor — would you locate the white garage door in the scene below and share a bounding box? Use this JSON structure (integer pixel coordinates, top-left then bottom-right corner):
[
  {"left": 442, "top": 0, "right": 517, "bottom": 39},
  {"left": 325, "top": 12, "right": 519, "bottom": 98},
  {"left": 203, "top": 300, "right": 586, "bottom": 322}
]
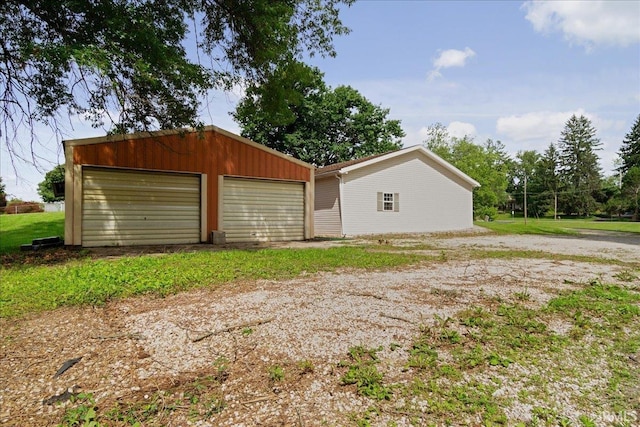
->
[
  {"left": 82, "top": 168, "right": 201, "bottom": 247},
  {"left": 222, "top": 178, "right": 305, "bottom": 243}
]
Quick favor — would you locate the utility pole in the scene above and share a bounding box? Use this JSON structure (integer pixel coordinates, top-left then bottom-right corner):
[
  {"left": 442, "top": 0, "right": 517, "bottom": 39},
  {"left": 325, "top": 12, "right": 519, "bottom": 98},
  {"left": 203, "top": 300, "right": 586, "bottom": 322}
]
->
[{"left": 524, "top": 174, "right": 528, "bottom": 226}]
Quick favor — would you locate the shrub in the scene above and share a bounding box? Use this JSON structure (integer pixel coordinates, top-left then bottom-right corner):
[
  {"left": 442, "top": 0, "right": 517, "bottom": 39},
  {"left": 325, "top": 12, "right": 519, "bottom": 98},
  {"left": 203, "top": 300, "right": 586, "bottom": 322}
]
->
[
  {"left": 5, "top": 201, "right": 44, "bottom": 214},
  {"left": 476, "top": 206, "right": 498, "bottom": 221}
]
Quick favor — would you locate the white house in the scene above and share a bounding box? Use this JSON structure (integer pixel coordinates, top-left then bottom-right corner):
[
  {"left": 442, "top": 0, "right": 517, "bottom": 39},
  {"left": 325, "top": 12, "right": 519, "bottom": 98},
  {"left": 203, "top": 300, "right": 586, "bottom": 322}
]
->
[{"left": 314, "top": 145, "right": 480, "bottom": 236}]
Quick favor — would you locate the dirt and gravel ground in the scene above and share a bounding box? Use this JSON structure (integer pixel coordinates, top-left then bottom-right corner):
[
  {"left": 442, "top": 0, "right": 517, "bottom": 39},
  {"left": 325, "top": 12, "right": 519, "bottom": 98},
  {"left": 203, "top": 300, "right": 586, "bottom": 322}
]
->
[{"left": 1, "top": 229, "right": 639, "bottom": 426}]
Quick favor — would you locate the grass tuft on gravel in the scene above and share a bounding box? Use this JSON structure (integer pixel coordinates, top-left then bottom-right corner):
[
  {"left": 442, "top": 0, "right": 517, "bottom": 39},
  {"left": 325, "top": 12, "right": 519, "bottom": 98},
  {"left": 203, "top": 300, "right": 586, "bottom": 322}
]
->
[
  {"left": 0, "top": 247, "right": 423, "bottom": 318},
  {"left": 348, "top": 279, "right": 640, "bottom": 426}
]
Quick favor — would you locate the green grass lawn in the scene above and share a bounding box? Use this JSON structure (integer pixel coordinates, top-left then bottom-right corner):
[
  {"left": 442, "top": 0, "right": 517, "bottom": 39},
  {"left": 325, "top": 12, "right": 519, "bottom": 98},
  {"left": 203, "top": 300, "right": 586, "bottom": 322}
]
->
[
  {"left": 476, "top": 216, "right": 640, "bottom": 235},
  {"left": 2, "top": 211, "right": 638, "bottom": 319},
  {"left": 0, "top": 247, "right": 425, "bottom": 318},
  {"left": 0, "top": 211, "right": 65, "bottom": 253}
]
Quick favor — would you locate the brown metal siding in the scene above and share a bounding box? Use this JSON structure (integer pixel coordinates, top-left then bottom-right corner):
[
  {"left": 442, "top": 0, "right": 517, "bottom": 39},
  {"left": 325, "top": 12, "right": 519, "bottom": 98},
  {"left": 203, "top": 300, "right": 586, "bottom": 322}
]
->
[{"left": 72, "top": 130, "right": 311, "bottom": 240}]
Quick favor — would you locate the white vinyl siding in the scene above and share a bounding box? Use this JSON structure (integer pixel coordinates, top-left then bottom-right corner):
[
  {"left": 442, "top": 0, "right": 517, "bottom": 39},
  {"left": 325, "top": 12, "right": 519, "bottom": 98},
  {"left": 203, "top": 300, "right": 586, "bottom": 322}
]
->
[
  {"left": 341, "top": 154, "right": 474, "bottom": 235},
  {"left": 314, "top": 176, "right": 342, "bottom": 236},
  {"left": 81, "top": 168, "right": 201, "bottom": 247},
  {"left": 222, "top": 178, "right": 304, "bottom": 242}
]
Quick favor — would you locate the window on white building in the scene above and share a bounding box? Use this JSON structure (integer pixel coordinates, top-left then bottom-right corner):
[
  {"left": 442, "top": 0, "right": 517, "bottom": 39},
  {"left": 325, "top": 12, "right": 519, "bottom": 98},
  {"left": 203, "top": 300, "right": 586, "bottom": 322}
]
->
[{"left": 377, "top": 192, "right": 399, "bottom": 212}]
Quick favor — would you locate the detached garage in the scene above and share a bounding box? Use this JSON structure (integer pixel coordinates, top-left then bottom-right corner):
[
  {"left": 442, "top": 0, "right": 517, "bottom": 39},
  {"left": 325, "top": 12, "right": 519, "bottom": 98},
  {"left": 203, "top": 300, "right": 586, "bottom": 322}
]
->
[{"left": 64, "top": 126, "right": 314, "bottom": 247}]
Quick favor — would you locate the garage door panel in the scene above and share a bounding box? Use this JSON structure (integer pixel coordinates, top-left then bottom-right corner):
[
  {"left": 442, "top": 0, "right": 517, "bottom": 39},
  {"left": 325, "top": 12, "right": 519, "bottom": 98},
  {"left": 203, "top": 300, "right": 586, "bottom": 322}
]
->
[
  {"left": 222, "top": 209, "right": 304, "bottom": 218},
  {"left": 222, "top": 178, "right": 304, "bottom": 243},
  {"left": 83, "top": 190, "right": 199, "bottom": 201},
  {"left": 224, "top": 221, "right": 304, "bottom": 229},
  {"left": 224, "top": 231, "right": 304, "bottom": 243},
  {"left": 82, "top": 228, "right": 199, "bottom": 237},
  {"left": 83, "top": 203, "right": 199, "bottom": 213},
  {"left": 82, "top": 235, "right": 199, "bottom": 247},
  {"left": 82, "top": 232, "right": 199, "bottom": 243},
  {"left": 223, "top": 213, "right": 304, "bottom": 220},
  {"left": 83, "top": 183, "right": 200, "bottom": 193},
  {"left": 83, "top": 190, "right": 199, "bottom": 199},
  {"left": 82, "top": 168, "right": 201, "bottom": 247},
  {"left": 82, "top": 211, "right": 200, "bottom": 220},
  {"left": 82, "top": 219, "right": 200, "bottom": 231},
  {"left": 224, "top": 198, "right": 302, "bottom": 207}
]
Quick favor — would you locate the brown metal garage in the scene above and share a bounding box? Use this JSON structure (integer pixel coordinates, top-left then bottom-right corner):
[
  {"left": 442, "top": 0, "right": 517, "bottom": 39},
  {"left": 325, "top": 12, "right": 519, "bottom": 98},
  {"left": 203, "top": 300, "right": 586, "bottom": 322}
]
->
[{"left": 64, "top": 126, "right": 314, "bottom": 247}]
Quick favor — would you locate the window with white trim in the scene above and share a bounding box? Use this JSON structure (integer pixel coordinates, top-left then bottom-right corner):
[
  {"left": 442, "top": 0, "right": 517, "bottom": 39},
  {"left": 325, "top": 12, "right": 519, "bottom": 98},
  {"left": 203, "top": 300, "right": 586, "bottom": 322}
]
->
[
  {"left": 377, "top": 192, "right": 399, "bottom": 212},
  {"left": 383, "top": 193, "right": 394, "bottom": 211}
]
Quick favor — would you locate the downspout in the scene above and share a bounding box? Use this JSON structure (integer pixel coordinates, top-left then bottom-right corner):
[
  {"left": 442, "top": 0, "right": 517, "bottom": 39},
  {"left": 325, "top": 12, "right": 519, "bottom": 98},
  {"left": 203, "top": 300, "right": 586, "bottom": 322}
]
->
[{"left": 336, "top": 172, "right": 345, "bottom": 236}]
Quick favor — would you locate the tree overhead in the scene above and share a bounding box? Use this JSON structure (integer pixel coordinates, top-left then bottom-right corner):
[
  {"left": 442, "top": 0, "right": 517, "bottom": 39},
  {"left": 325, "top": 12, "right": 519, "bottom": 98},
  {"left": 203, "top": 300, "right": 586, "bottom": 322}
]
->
[
  {"left": 557, "top": 114, "right": 602, "bottom": 217},
  {"left": 233, "top": 63, "right": 405, "bottom": 166},
  {"left": 1, "top": 0, "right": 353, "bottom": 164},
  {"left": 619, "top": 114, "right": 640, "bottom": 174}
]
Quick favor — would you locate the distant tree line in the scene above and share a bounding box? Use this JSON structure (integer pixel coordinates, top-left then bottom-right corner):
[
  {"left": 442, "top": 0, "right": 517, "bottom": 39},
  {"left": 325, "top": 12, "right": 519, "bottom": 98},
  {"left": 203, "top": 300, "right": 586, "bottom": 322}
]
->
[{"left": 424, "top": 114, "right": 640, "bottom": 221}]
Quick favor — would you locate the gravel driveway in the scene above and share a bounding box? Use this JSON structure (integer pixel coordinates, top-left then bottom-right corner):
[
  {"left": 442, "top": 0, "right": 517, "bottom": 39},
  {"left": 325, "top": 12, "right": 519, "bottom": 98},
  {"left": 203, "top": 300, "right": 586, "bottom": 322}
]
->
[
  {"left": 1, "top": 229, "right": 638, "bottom": 426},
  {"left": 431, "top": 227, "right": 640, "bottom": 263}
]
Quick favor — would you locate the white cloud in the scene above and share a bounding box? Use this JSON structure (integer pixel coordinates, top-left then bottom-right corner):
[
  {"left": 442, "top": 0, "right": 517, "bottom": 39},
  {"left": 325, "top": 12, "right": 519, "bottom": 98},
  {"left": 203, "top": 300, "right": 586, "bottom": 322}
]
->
[
  {"left": 417, "top": 126, "right": 431, "bottom": 141},
  {"left": 447, "top": 121, "right": 477, "bottom": 139},
  {"left": 428, "top": 47, "right": 476, "bottom": 81},
  {"left": 495, "top": 109, "right": 603, "bottom": 143},
  {"left": 434, "top": 47, "right": 477, "bottom": 69},
  {"left": 523, "top": 0, "right": 640, "bottom": 48}
]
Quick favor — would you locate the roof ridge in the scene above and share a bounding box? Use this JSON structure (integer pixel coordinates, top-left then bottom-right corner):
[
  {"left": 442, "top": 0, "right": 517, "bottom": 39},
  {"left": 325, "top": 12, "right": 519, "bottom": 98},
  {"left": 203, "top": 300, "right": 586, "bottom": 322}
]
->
[{"left": 315, "top": 151, "right": 395, "bottom": 175}]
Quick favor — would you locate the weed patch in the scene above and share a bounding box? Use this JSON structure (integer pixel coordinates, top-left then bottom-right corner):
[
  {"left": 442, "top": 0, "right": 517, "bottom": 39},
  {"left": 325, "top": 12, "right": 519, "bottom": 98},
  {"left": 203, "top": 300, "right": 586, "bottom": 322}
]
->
[
  {"left": 58, "top": 393, "right": 101, "bottom": 427},
  {"left": 388, "top": 279, "right": 639, "bottom": 424},
  {"left": 85, "top": 373, "right": 229, "bottom": 426},
  {"left": 547, "top": 280, "right": 640, "bottom": 325},
  {"left": 267, "top": 365, "right": 284, "bottom": 382},
  {"left": 339, "top": 346, "right": 392, "bottom": 401}
]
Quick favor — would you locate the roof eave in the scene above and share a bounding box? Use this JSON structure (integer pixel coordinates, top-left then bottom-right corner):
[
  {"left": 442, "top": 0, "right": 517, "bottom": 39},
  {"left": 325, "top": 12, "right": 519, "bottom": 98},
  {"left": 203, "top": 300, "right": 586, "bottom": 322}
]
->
[{"left": 336, "top": 145, "right": 480, "bottom": 188}]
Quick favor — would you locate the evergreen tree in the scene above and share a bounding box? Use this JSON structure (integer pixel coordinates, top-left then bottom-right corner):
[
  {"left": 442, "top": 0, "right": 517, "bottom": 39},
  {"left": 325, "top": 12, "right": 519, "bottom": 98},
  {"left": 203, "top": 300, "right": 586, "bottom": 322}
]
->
[
  {"left": 538, "top": 143, "right": 562, "bottom": 219},
  {"left": 618, "top": 114, "right": 640, "bottom": 174},
  {"left": 557, "top": 115, "right": 602, "bottom": 217}
]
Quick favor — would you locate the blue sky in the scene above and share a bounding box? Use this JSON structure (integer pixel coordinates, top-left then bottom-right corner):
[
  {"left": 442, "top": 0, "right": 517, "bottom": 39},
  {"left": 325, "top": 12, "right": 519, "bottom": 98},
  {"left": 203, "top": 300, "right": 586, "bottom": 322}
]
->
[{"left": 2, "top": 0, "right": 639, "bottom": 201}]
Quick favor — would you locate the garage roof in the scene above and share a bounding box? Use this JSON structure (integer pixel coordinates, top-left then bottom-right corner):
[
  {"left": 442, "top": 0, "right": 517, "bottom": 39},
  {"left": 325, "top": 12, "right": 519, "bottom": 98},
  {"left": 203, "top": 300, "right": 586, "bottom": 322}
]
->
[
  {"left": 315, "top": 145, "right": 480, "bottom": 188},
  {"left": 64, "top": 125, "right": 313, "bottom": 169}
]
